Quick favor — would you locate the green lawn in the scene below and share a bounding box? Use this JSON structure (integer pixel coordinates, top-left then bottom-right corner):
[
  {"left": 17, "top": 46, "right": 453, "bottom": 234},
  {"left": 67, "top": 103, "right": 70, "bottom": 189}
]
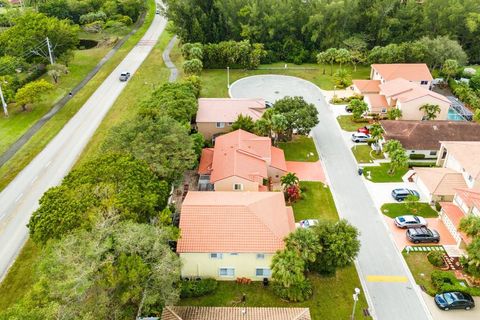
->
[
  {"left": 336, "top": 115, "right": 369, "bottom": 132},
  {"left": 0, "top": 0, "right": 157, "bottom": 192},
  {"left": 293, "top": 182, "right": 339, "bottom": 223},
  {"left": 0, "top": 240, "right": 40, "bottom": 310},
  {"left": 362, "top": 163, "right": 409, "bottom": 183},
  {"left": 199, "top": 64, "right": 370, "bottom": 97},
  {"left": 179, "top": 265, "right": 368, "bottom": 320},
  {"left": 381, "top": 203, "right": 439, "bottom": 218},
  {"left": 278, "top": 136, "right": 319, "bottom": 162},
  {"left": 403, "top": 252, "right": 444, "bottom": 296},
  {"left": 351, "top": 145, "right": 384, "bottom": 163},
  {"left": 0, "top": 47, "right": 110, "bottom": 155}
]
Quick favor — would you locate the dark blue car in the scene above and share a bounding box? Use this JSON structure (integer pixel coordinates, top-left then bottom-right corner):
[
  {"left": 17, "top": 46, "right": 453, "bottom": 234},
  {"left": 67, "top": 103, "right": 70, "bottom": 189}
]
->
[{"left": 435, "top": 292, "right": 475, "bottom": 311}]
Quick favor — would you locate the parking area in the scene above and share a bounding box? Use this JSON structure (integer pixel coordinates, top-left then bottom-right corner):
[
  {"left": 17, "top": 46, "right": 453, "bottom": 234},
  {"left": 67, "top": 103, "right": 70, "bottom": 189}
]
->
[
  {"left": 384, "top": 216, "right": 457, "bottom": 251},
  {"left": 421, "top": 291, "right": 480, "bottom": 320},
  {"left": 363, "top": 180, "right": 430, "bottom": 209}
]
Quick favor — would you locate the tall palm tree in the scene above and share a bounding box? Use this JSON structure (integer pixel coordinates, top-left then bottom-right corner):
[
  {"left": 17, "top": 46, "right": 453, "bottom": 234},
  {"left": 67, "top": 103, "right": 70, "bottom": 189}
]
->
[
  {"left": 281, "top": 172, "right": 299, "bottom": 189},
  {"left": 419, "top": 103, "right": 441, "bottom": 120}
]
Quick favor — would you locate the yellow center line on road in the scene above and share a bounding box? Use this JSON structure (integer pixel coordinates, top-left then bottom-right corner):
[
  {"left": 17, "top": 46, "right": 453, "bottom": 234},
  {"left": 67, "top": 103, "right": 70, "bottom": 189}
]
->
[{"left": 366, "top": 275, "right": 408, "bottom": 283}]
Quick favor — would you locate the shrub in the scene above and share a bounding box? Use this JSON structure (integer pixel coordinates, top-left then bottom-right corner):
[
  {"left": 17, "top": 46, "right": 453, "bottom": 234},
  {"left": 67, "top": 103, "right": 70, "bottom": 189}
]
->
[
  {"left": 180, "top": 278, "right": 218, "bottom": 298},
  {"left": 115, "top": 15, "right": 133, "bottom": 26},
  {"left": 427, "top": 251, "right": 445, "bottom": 267},
  {"left": 409, "top": 153, "right": 425, "bottom": 160},
  {"left": 272, "top": 278, "right": 313, "bottom": 302},
  {"left": 82, "top": 21, "right": 104, "bottom": 33},
  {"left": 79, "top": 11, "right": 107, "bottom": 25},
  {"left": 435, "top": 201, "right": 442, "bottom": 211},
  {"left": 430, "top": 271, "right": 480, "bottom": 296}
]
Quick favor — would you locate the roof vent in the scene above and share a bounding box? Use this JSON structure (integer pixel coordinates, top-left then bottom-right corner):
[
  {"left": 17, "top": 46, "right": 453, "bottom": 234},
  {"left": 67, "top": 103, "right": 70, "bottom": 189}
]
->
[{"left": 433, "top": 125, "right": 438, "bottom": 131}]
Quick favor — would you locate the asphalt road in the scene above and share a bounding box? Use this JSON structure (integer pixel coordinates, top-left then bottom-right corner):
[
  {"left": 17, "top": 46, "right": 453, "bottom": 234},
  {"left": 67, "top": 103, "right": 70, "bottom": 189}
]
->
[
  {"left": 0, "top": 13, "right": 167, "bottom": 282},
  {"left": 230, "top": 75, "right": 433, "bottom": 320}
]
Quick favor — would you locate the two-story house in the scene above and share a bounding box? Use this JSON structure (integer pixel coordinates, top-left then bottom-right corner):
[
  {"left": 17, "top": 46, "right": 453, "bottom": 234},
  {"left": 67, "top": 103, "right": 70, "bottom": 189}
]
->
[
  {"left": 195, "top": 98, "right": 266, "bottom": 140},
  {"left": 413, "top": 141, "right": 480, "bottom": 202},
  {"left": 198, "top": 129, "right": 287, "bottom": 191},
  {"left": 177, "top": 191, "right": 295, "bottom": 280},
  {"left": 370, "top": 63, "right": 433, "bottom": 88}
]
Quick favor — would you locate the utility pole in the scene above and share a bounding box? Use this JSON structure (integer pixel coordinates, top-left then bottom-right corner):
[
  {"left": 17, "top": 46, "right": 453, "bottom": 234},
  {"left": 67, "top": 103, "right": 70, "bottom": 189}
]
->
[
  {"left": 0, "top": 83, "right": 8, "bottom": 117},
  {"left": 46, "top": 37, "right": 55, "bottom": 65}
]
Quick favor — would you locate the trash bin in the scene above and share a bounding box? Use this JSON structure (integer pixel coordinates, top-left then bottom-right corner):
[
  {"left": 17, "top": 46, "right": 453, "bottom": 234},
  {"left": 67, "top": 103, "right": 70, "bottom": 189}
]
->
[{"left": 358, "top": 168, "right": 363, "bottom": 176}]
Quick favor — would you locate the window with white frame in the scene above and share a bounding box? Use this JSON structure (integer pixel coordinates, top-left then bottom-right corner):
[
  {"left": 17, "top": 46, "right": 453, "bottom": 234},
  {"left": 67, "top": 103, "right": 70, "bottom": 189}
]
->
[
  {"left": 209, "top": 253, "right": 223, "bottom": 259},
  {"left": 256, "top": 253, "right": 265, "bottom": 259},
  {"left": 219, "top": 268, "right": 235, "bottom": 277},
  {"left": 421, "top": 80, "right": 428, "bottom": 85},
  {"left": 429, "top": 151, "right": 437, "bottom": 156},
  {"left": 216, "top": 122, "right": 225, "bottom": 128},
  {"left": 233, "top": 183, "right": 243, "bottom": 191},
  {"left": 255, "top": 268, "right": 271, "bottom": 277}
]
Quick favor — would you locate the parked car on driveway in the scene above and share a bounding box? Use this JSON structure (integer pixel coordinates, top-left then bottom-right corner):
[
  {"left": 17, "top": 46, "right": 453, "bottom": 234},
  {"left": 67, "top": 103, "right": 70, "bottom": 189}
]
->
[
  {"left": 391, "top": 188, "right": 420, "bottom": 201},
  {"left": 295, "top": 219, "right": 318, "bottom": 229},
  {"left": 357, "top": 126, "right": 372, "bottom": 135},
  {"left": 351, "top": 132, "right": 370, "bottom": 143},
  {"left": 394, "top": 215, "right": 427, "bottom": 229},
  {"left": 345, "top": 105, "right": 353, "bottom": 112},
  {"left": 435, "top": 292, "right": 475, "bottom": 311},
  {"left": 406, "top": 227, "right": 440, "bottom": 243},
  {"left": 119, "top": 72, "right": 131, "bottom": 81}
]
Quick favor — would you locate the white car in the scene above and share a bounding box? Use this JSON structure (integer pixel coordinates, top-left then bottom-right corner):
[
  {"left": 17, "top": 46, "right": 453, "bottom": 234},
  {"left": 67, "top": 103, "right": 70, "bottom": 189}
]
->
[
  {"left": 295, "top": 219, "right": 319, "bottom": 229},
  {"left": 394, "top": 215, "right": 428, "bottom": 229},
  {"left": 351, "top": 132, "right": 370, "bottom": 143}
]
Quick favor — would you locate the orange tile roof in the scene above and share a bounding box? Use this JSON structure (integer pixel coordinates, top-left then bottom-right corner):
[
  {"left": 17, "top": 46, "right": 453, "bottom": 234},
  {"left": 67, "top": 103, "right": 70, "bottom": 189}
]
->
[
  {"left": 161, "top": 307, "right": 312, "bottom": 320},
  {"left": 454, "top": 188, "right": 480, "bottom": 209},
  {"left": 440, "top": 202, "right": 472, "bottom": 245},
  {"left": 441, "top": 141, "right": 480, "bottom": 180},
  {"left": 365, "top": 94, "right": 389, "bottom": 112},
  {"left": 372, "top": 63, "right": 433, "bottom": 81},
  {"left": 352, "top": 80, "right": 381, "bottom": 94},
  {"left": 379, "top": 78, "right": 450, "bottom": 104},
  {"left": 206, "top": 130, "right": 286, "bottom": 183},
  {"left": 414, "top": 167, "right": 468, "bottom": 195},
  {"left": 198, "top": 148, "right": 214, "bottom": 174},
  {"left": 177, "top": 192, "right": 295, "bottom": 253},
  {"left": 196, "top": 98, "right": 266, "bottom": 123}
]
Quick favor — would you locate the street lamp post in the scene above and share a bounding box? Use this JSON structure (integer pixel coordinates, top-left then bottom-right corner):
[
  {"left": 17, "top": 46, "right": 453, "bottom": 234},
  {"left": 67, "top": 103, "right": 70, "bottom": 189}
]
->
[
  {"left": 333, "top": 85, "right": 337, "bottom": 97},
  {"left": 350, "top": 287, "right": 361, "bottom": 320},
  {"left": 0, "top": 83, "right": 8, "bottom": 117},
  {"left": 227, "top": 66, "right": 230, "bottom": 89}
]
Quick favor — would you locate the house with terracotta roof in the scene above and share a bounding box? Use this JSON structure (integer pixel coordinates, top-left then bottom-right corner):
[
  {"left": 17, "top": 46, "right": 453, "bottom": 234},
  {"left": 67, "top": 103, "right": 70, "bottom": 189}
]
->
[
  {"left": 439, "top": 189, "right": 480, "bottom": 248},
  {"left": 380, "top": 120, "right": 480, "bottom": 159},
  {"left": 352, "top": 79, "right": 381, "bottom": 95},
  {"left": 195, "top": 98, "right": 266, "bottom": 140},
  {"left": 412, "top": 141, "right": 480, "bottom": 202},
  {"left": 370, "top": 63, "right": 433, "bottom": 88},
  {"left": 198, "top": 130, "right": 287, "bottom": 192},
  {"left": 177, "top": 191, "right": 295, "bottom": 280},
  {"left": 161, "top": 306, "right": 311, "bottom": 320}
]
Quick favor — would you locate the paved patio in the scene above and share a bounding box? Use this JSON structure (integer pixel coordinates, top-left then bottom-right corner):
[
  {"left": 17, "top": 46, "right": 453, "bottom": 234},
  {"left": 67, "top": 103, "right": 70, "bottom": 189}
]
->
[
  {"left": 286, "top": 160, "right": 326, "bottom": 184},
  {"left": 384, "top": 217, "right": 457, "bottom": 251}
]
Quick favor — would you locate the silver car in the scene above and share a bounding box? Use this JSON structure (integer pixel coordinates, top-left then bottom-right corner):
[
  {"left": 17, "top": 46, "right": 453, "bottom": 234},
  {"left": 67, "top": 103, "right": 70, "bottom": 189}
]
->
[
  {"left": 394, "top": 215, "right": 427, "bottom": 229},
  {"left": 351, "top": 132, "right": 370, "bottom": 143},
  {"left": 295, "top": 219, "right": 319, "bottom": 229}
]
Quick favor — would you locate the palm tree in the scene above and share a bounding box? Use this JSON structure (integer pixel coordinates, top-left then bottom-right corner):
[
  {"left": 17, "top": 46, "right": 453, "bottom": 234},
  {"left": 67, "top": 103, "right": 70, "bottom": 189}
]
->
[
  {"left": 271, "top": 113, "right": 288, "bottom": 145},
  {"left": 335, "top": 48, "right": 351, "bottom": 69},
  {"left": 388, "top": 148, "right": 408, "bottom": 175},
  {"left": 285, "top": 228, "right": 321, "bottom": 264},
  {"left": 442, "top": 59, "right": 459, "bottom": 83},
  {"left": 383, "top": 139, "right": 402, "bottom": 155},
  {"left": 419, "top": 103, "right": 441, "bottom": 120},
  {"left": 316, "top": 51, "right": 328, "bottom": 75},
  {"left": 325, "top": 48, "right": 338, "bottom": 76},
  {"left": 369, "top": 123, "right": 384, "bottom": 154},
  {"left": 281, "top": 172, "right": 299, "bottom": 189},
  {"left": 387, "top": 108, "right": 402, "bottom": 120},
  {"left": 271, "top": 249, "right": 306, "bottom": 288}
]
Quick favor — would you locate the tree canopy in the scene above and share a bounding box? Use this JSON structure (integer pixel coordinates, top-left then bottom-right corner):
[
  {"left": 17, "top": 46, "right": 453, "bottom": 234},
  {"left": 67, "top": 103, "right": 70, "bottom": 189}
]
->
[{"left": 272, "top": 96, "right": 319, "bottom": 139}]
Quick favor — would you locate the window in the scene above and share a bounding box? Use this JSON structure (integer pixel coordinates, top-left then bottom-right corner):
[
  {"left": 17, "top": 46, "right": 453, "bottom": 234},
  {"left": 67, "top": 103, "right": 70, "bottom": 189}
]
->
[
  {"left": 227, "top": 122, "right": 233, "bottom": 126},
  {"left": 381, "top": 108, "right": 387, "bottom": 113},
  {"left": 216, "top": 122, "right": 225, "bottom": 128},
  {"left": 209, "top": 253, "right": 223, "bottom": 259},
  {"left": 219, "top": 268, "right": 235, "bottom": 277},
  {"left": 429, "top": 151, "right": 437, "bottom": 156},
  {"left": 256, "top": 253, "right": 265, "bottom": 259},
  {"left": 230, "top": 253, "right": 239, "bottom": 256},
  {"left": 233, "top": 183, "right": 243, "bottom": 191},
  {"left": 255, "top": 268, "right": 271, "bottom": 277},
  {"left": 420, "top": 80, "right": 428, "bottom": 85}
]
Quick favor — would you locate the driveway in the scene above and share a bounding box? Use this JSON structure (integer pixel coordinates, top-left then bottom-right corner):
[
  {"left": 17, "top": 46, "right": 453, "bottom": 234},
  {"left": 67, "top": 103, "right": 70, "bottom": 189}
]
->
[
  {"left": 364, "top": 180, "right": 430, "bottom": 209},
  {"left": 0, "top": 14, "right": 167, "bottom": 281},
  {"left": 421, "top": 291, "right": 480, "bottom": 320},
  {"left": 230, "top": 75, "right": 432, "bottom": 320},
  {"left": 286, "top": 161, "right": 326, "bottom": 183}
]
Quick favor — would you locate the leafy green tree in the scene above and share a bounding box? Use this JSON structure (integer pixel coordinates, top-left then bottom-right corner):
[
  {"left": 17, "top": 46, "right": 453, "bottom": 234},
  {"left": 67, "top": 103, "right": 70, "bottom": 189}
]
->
[
  {"left": 369, "top": 123, "right": 384, "bottom": 154},
  {"left": 388, "top": 148, "right": 408, "bottom": 175},
  {"left": 442, "top": 59, "right": 459, "bottom": 82},
  {"left": 383, "top": 139, "right": 402, "bottom": 155},
  {"left": 280, "top": 172, "right": 299, "bottom": 189},
  {"left": 0, "top": 55, "right": 27, "bottom": 76},
  {"left": 335, "top": 48, "right": 351, "bottom": 69},
  {"left": 316, "top": 51, "right": 328, "bottom": 75},
  {"left": 324, "top": 48, "right": 338, "bottom": 75},
  {"left": 271, "top": 113, "right": 288, "bottom": 143},
  {"left": 334, "top": 68, "right": 351, "bottom": 88},
  {"left": 103, "top": 115, "right": 196, "bottom": 182},
  {"left": 461, "top": 238, "right": 480, "bottom": 278},
  {"left": 47, "top": 63, "right": 68, "bottom": 83},
  {"left": 271, "top": 249, "right": 312, "bottom": 302},
  {"left": 419, "top": 103, "right": 441, "bottom": 120},
  {"left": 28, "top": 154, "right": 169, "bottom": 244},
  {"left": 231, "top": 114, "right": 255, "bottom": 132},
  {"left": 272, "top": 96, "right": 319, "bottom": 139},
  {"left": 459, "top": 215, "right": 480, "bottom": 238},
  {"left": 387, "top": 108, "right": 402, "bottom": 120},
  {"left": 470, "top": 73, "right": 480, "bottom": 91},
  {"left": 310, "top": 220, "right": 360, "bottom": 275},
  {"left": 254, "top": 117, "right": 272, "bottom": 137},
  {"left": 349, "top": 99, "right": 368, "bottom": 120},
  {"left": 15, "top": 79, "right": 54, "bottom": 111},
  {"left": 190, "top": 132, "right": 205, "bottom": 158},
  {"left": 417, "top": 36, "right": 468, "bottom": 70},
  {"left": 182, "top": 58, "right": 203, "bottom": 75},
  {"left": 404, "top": 194, "right": 420, "bottom": 214},
  {"left": 285, "top": 228, "right": 321, "bottom": 264}
]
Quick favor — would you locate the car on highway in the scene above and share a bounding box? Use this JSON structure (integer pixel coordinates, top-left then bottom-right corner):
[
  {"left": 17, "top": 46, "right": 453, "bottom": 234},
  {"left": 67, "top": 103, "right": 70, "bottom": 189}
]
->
[
  {"left": 394, "top": 215, "right": 427, "bottom": 229},
  {"left": 357, "top": 125, "right": 373, "bottom": 135},
  {"left": 351, "top": 132, "right": 370, "bottom": 143},
  {"left": 295, "top": 219, "right": 319, "bottom": 229},
  {"left": 406, "top": 227, "right": 440, "bottom": 243},
  {"left": 119, "top": 72, "right": 131, "bottom": 82},
  {"left": 391, "top": 188, "right": 420, "bottom": 201},
  {"left": 434, "top": 291, "right": 475, "bottom": 311}
]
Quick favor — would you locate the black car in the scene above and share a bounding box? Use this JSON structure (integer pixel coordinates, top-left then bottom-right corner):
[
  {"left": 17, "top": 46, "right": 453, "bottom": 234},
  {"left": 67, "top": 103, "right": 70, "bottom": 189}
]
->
[
  {"left": 406, "top": 227, "right": 440, "bottom": 244},
  {"left": 435, "top": 292, "right": 475, "bottom": 311},
  {"left": 391, "top": 188, "right": 420, "bottom": 201}
]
